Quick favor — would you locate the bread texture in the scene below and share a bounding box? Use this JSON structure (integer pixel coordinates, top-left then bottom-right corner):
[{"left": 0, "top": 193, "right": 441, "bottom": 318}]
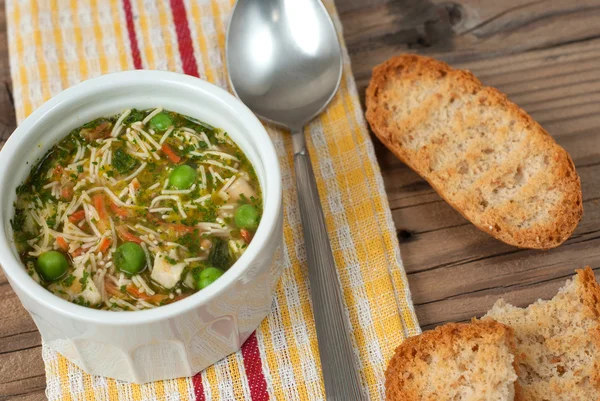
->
[
  {"left": 365, "top": 55, "right": 582, "bottom": 249},
  {"left": 485, "top": 267, "right": 600, "bottom": 401},
  {"left": 385, "top": 321, "right": 521, "bottom": 401}
]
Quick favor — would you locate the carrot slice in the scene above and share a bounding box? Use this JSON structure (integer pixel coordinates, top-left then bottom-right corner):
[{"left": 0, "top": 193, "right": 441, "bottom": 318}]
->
[
  {"left": 68, "top": 209, "right": 86, "bottom": 224},
  {"left": 109, "top": 202, "right": 129, "bottom": 218},
  {"left": 71, "top": 247, "right": 84, "bottom": 257},
  {"left": 131, "top": 178, "right": 141, "bottom": 190},
  {"left": 240, "top": 228, "right": 253, "bottom": 244},
  {"left": 125, "top": 284, "right": 169, "bottom": 304},
  {"left": 92, "top": 194, "right": 107, "bottom": 220},
  {"left": 97, "top": 237, "right": 112, "bottom": 253},
  {"left": 56, "top": 237, "right": 69, "bottom": 252},
  {"left": 166, "top": 223, "right": 195, "bottom": 233},
  {"left": 126, "top": 283, "right": 144, "bottom": 298},
  {"left": 105, "top": 278, "right": 122, "bottom": 297},
  {"left": 61, "top": 184, "right": 74, "bottom": 201},
  {"left": 161, "top": 143, "right": 181, "bottom": 163},
  {"left": 117, "top": 226, "right": 143, "bottom": 244}
]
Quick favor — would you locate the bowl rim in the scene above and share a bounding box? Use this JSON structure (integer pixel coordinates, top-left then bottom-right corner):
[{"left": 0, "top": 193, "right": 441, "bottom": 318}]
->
[{"left": 0, "top": 70, "right": 283, "bottom": 325}]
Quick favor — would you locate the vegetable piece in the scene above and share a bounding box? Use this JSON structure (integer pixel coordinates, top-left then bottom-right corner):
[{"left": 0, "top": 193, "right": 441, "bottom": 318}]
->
[
  {"left": 150, "top": 253, "right": 186, "bottom": 289},
  {"left": 122, "top": 109, "right": 145, "bottom": 125},
  {"left": 92, "top": 194, "right": 109, "bottom": 232},
  {"left": 240, "top": 228, "right": 253, "bottom": 244},
  {"left": 80, "top": 120, "right": 112, "bottom": 142},
  {"left": 197, "top": 267, "right": 225, "bottom": 289},
  {"left": 61, "top": 182, "right": 74, "bottom": 201},
  {"left": 126, "top": 284, "right": 169, "bottom": 303},
  {"left": 56, "top": 237, "right": 69, "bottom": 252},
  {"left": 116, "top": 226, "right": 143, "bottom": 244},
  {"left": 71, "top": 247, "right": 84, "bottom": 257},
  {"left": 114, "top": 242, "right": 146, "bottom": 275},
  {"left": 97, "top": 237, "right": 112, "bottom": 253},
  {"left": 68, "top": 209, "right": 86, "bottom": 223},
  {"left": 109, "top": 202, "right": 130, "bottom": 218},
  {"left": 161, "top": 143, "right": 181, "bottom": 163},
  {"left": 112, "top": 148, "right": 138, "bottom": 174},
  {"left": 208, "top": 238, "right": 231, "bottom": 269},
  {"left": 93, "top": 194, "right": 107, "bottom": 220},
  {"left": 148, "top": 112, "right": 173, "bottom": 131},
  {"left": 234, "top": 204, "right": 259, "bottom": 229},
  {"left": 169, "top": 165, "right": 197, "bottom": 189},
  {"left": 37, "top": 251, "right": 69, "bottom": 281}
]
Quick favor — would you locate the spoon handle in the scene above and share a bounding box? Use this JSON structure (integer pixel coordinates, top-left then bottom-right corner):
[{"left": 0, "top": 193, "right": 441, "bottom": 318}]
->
[{"left": 293, "top": 132, "right": 366, "bottom": 400}]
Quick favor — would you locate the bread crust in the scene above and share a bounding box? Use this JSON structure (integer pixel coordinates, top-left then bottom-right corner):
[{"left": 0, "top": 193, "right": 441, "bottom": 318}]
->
[
  {"left": 365, "top": 54, "right": 582, "bottom": 249},
  {"left": 385, "top": 320, "right": 522, "bottom": 401}
]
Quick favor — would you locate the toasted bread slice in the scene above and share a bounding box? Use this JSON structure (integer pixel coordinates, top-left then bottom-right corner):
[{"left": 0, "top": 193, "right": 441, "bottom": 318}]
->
[
  {"left": 365, "top": 55, "right": 582, "bottom": 249},
  {"left": 386, "top": 321, "right": 521, "bottom": 401},
  {"left": 485, "top": 267, "right": 600, "bottom": 401}
]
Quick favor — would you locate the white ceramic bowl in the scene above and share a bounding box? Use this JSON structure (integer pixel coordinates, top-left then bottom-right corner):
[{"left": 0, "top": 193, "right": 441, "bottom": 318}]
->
[{"left": 0, "top": 71, "right": 283, "bottom": 383}]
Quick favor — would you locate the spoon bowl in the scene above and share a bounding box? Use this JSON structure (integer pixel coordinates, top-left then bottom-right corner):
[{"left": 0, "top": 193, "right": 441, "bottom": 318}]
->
[{"left": 227, "top": 0, "right": 342, "bottom": 130}]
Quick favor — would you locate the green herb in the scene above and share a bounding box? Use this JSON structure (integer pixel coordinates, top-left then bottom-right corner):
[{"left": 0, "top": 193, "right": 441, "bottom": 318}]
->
[
  {"left": 79, "top": 270, "right": 89, "bottom": 287},
  {"left": 122, "top": 109, "right": 145, "bottom": 125},
  {"left": 62, "top": 275, "right": 76, "bottom": 287},
  {"left": 112, "top": 148, "right": 139, "bottom": 174}
]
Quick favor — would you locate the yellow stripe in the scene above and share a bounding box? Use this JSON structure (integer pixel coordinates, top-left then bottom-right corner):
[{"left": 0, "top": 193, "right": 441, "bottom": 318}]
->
[
  {"left": 176, "top": 377, "right": 192, "bottom": 401},
  {"left": 29, "top": 0, "right": 51, "bottom": 102},
  {"left": 56, "top": 355, "right": 74, "bottom": 401},
  {"left": 189, "top": 2, "right": 214, "bottom": 83},
  {"left": 12, "top": 0, "right": 32, "bottom": 120},
  {"left": 49, "top": 0, "right": 68, "bottom": 91},
  {"left": 156, "top": 0, "right": 178, "bottom": 72},
  {"left": 210, "top": 0, "right": 227, "bottom": 81},
  {"left": 70, "top": 0, "right": 89, "bottom": 80},
  {"left": 203, "top": 365, "right": 219, "bottom": 398},
  {"left": 154, "top": 377, "right": 167, "bottom": 400},
  {"left": 134, "top": 0, "right": 156, "bottom": 69},
  {"left": 109, "top": 0, "right": 131, "bottom": 70},
  {"left": 90, "top": 0, "right": 109, "bottom": 74}
]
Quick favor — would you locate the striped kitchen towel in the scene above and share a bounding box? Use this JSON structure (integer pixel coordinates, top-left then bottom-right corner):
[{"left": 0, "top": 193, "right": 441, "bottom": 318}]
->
[{"left": 6, "top": 0, "right": 420, "bottom": 399}]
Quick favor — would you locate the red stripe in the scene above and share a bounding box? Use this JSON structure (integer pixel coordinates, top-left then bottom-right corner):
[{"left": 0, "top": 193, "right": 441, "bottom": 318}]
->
[
  {"left": 241, "top": 332, "right": 270, "bottom": 401},
  {"left": 192, "top": 372, "right": 206, "bottom": 401},
  {"left": 169, "top": 0, "right": 200, "bottom": 77},
  {"left": 122, "top": 0, "right": 143, "bottom": 69}
]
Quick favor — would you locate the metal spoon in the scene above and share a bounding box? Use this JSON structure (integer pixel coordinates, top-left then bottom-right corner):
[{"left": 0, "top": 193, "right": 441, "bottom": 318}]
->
[{"left": 227, "top": 1, "right": 365, "bottom": 399}]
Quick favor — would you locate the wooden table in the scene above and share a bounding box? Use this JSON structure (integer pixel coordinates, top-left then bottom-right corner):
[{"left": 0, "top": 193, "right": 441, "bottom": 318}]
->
[{"left": 1, "top": 0, "right": 599, "bottom": 399}]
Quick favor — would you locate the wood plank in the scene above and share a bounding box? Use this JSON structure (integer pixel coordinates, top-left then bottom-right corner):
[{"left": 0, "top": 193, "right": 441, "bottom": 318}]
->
[
  {"left": 1, "top": 390, "right": 47, "bottom": 401},
  {"left": 0, "top": 347, "right": 45, "bottom": 398},
  {"left": 341, "top": 0, "right": 600, "bottom": 93}
]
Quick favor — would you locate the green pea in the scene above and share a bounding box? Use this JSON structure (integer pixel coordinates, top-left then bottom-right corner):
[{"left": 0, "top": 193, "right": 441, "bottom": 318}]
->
[
  {"left": 234, "top": 204, "right": 259, "bottom": 229},
  {"left": 114, "top": 242, "right": 146, "bottom": 275},
  {"left": 37, "top": 251, "right": 69, "bottom": 281},
  {"left": 197, "top": 267, "right": 225, "bottom": 289},
  {"left": 148, "top": 112, "right": 173, "bottom": 131},
  {"left": 169, "top": 165, "right": 197, "bottom": 189}
]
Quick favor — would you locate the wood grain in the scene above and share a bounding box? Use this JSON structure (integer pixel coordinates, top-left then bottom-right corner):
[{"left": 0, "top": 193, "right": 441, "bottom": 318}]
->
[
  {"left": 337, "top": 0, "right": 600, "bottom": 330},
  {"left": 0, "top": 0, "right": 599, "bottom": 398}
]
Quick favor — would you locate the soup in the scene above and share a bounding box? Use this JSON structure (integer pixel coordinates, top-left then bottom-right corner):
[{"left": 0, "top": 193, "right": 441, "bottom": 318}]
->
[{"left": 12, "top": 108, "right": 262, "bottom": 310}]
